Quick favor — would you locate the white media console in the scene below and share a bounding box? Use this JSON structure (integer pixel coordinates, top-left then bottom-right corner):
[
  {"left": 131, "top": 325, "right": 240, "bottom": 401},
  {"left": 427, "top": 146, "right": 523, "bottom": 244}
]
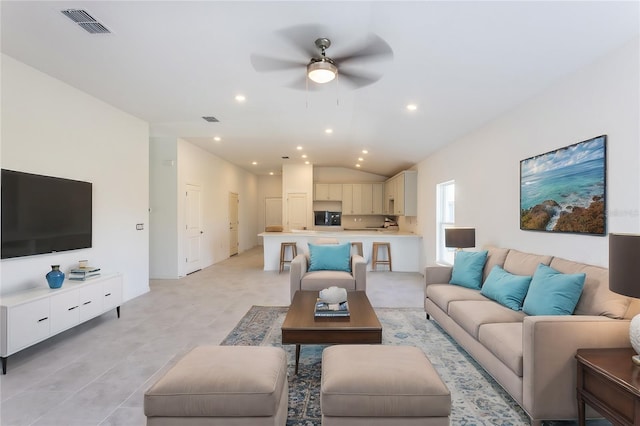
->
[{"left": 0, "top": 273, "right": 123, "bottom": 374}]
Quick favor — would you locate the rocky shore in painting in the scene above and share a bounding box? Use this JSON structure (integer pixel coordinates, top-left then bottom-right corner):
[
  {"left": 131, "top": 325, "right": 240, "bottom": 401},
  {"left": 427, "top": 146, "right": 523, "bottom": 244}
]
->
[{"left": 520, "top": 195, "right": 604, "bottom": 234}]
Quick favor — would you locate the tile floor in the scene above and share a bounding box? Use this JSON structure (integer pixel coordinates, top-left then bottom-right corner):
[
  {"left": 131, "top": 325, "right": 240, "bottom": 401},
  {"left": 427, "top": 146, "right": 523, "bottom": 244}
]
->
[{"left": 0, "top": 246, "right": 424, "bottom": 425}]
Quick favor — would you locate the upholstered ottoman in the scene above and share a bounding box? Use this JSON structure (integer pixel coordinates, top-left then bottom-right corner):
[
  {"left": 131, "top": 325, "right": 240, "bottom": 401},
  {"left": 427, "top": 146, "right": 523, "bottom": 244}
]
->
[
  {"left": 321, "top": 345, "right": 451, "bottom": 426},
  {"left": 144, "top": 345, "right": 288, "bottom": 426}
]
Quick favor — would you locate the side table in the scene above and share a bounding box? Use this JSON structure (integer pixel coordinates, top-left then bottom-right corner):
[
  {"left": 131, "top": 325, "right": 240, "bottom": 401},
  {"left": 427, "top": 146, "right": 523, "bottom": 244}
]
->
[{"left": 575, "top": 348, "right": 640, "bottom": 426}]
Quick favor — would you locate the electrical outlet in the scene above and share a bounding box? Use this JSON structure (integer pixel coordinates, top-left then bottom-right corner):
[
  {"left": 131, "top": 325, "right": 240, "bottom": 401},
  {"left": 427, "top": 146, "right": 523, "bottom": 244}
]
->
[{"left": 136, "top": 223, "right": 144, "bottom": 230}]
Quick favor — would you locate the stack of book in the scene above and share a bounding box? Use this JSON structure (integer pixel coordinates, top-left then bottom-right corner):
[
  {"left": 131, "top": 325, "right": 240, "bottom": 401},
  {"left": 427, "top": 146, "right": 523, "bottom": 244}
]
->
[
  {"left": 314, "top": 299, "right": 350, "bottom": 318},
  {"left": 68, "top": 266, "right": 101, "bottom": 281}
]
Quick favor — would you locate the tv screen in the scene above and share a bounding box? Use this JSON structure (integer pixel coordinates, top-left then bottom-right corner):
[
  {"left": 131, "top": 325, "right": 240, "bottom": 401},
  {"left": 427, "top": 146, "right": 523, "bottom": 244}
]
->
[{"left": 1, "top": 169, "right": 92, "bottom": 259}]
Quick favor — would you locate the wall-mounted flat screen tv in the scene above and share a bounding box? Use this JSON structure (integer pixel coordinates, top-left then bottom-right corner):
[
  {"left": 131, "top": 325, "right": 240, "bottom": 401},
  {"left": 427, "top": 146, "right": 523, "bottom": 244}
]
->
[{"left": 1, "top": 169, "right": 92, "bottom": 259}]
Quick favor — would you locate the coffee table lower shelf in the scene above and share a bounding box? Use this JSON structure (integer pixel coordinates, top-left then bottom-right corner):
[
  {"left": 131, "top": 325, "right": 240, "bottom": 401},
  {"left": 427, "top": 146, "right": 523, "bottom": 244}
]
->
[{"left": 282, "top": 291, "right": 382, "bottom": 374}]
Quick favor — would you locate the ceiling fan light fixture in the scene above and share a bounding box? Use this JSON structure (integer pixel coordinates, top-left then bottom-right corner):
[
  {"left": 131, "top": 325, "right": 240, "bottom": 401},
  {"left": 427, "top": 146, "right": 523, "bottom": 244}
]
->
[{"left": 307, "top": 59, "right": 337, "bottom": 84}]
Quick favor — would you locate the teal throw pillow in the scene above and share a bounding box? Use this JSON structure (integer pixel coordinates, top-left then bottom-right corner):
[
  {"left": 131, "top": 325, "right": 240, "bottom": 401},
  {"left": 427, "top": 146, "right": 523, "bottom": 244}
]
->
[
  {"left": 308, "top": 242, "right": 351, "bottom": 272},
  {"left": 480, "top": 266, "right": 532, "bottom": 311},
  {"left": 522, "top": 263, "right": 586, "bottom": 316},
  {"left": 449, "top": 250, "right": 488, "bottom": 290}
]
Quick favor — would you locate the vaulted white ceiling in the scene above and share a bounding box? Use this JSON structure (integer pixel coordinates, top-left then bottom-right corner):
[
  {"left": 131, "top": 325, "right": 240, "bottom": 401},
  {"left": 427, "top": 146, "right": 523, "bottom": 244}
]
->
[{"left": 2, "top": 1, "right": 638, "bottom": 176}]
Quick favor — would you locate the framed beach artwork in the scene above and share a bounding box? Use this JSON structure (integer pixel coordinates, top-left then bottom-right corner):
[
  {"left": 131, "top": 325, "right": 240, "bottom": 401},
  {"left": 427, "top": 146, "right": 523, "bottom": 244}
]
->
[{"left": 520, "top": 135, "right": 606, "bottom": 235}]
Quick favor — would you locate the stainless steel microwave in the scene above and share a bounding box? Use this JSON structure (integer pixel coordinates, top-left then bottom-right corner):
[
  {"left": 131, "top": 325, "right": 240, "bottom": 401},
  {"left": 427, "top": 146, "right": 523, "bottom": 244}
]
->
[{"left": 314, "top": 211, "right": 341, "bottom": 226}]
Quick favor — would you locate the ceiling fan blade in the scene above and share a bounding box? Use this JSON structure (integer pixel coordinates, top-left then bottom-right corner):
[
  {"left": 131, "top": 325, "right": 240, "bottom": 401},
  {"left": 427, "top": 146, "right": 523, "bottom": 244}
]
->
[
  {"left": 286, "top": 75, "right": 325, "bottom": 91},
  {"left": 251, "top": 54, "right": 307, "bottom": 72},
  {"left": 338, "top": 69, "right": 383, "bottom": 89},
  {"left": 333, "top": 34, "right": 393, "bottom": 65},
  {"left": 276, "top": 24, "right": 327, "bottom": 58}
]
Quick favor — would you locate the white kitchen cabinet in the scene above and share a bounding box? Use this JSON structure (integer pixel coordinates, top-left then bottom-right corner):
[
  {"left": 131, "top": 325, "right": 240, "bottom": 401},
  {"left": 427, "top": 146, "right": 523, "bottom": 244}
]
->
[
  {"left": 342, "top": 184, "right": 354, "bottom": 214},
  {"left": 372, "top": 183, "right": 384, "bottom": 214},
  {"left": 314, "top": 183, "right": 342, "bottom": 201},
  {"left": 352, "top": 184, "right": 363, "bottom": 214},
  {"left": 0, "top": 273, "right": 122, "bottom": 374},
  {"left": 385, "top": 171, "right": 417, "bottom": 216}
]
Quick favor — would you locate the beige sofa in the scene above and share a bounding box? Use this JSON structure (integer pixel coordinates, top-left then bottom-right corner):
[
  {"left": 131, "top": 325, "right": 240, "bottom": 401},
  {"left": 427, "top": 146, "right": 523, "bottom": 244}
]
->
[
  {"left": 424, "top": 247, "right": 640, "bottom": 425},
  {"left": 290, "top": 253, "right": 366, "bottom": 302}
]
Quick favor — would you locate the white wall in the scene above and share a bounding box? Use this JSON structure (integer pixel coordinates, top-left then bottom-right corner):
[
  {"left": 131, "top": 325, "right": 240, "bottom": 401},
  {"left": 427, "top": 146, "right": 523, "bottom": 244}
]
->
[
  {"left": 1, "top": 54, "right": 150, "bottom": 299},
  {"left": 314, "top": 167, "right": 387, "bottom": 183},
  {"left": 417, "top": 37, "right": 640, "bottom": 269},
  {"left": 257, "top": 175, "right": 284, "bottom": 243},
  {"left": 149, "top": 137, "right": 178, "bottom": 279},
  {"left": 282, "top": 164, "right": 314, "bottom": 231},
  {"left": 161, "top": 139, "right": 258, "bottom": 278}
]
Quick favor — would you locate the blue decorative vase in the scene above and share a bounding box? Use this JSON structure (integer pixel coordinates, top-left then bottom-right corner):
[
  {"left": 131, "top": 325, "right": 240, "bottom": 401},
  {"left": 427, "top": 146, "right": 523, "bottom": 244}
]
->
[{"left": 46, "top": 265, "right": 65, "bottom": 289}]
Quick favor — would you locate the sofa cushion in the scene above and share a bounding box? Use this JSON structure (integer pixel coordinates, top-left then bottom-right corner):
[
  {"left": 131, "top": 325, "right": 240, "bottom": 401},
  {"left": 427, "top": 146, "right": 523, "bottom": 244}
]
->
[
  {"left": 481, "top": 266, "right": 532, "bottom": 311},
  {"left": 448, "top": 300, "right": 526, "bottom": 339},
  {"left": 503, "top": 249, "right": 552, "bottom": 276},
  {"left": 308, "top": 242, "right": 351, "bottom": 272},
  {"left": 478, "top": 323, "right": 524, "bottom": 377},
  {"left": 551, "top": 257, "right": 631, "bottom": 319},
  {"left": 483, "top": 247, "right": 510, "bottom": 282},
  {"left": 426, "top": 284, "right": 489, "bottom": 314},
  {"left": 523, "top": 264, "right": 586, "bottom": 316},
  {"left": 301, "top": 270, "right": 356, "bottom": 292},
  {"left": 449, "top": 250, "right": 488, "bottom": 289}
]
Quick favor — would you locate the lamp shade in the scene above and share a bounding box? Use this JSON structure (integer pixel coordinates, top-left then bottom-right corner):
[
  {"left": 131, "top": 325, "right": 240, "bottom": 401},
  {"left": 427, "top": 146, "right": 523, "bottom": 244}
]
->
[
  {"left": 307, "top": 60, "right": 337, "bottom": 84},
  {"left": 609, "top": 233, "right": 640, "bottom": 298},
  {"left": 445, "top": 228, "right": 476, "bottom": 249}
]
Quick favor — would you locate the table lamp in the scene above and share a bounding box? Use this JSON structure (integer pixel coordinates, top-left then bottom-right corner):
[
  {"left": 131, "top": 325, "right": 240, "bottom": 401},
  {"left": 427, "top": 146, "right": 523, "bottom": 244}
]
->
[
  {"left": 609, "top": 233, "right": 640, "bottom": 365},
  {"left": 445, "top": 228, "right": 476, "bottom": 251}
]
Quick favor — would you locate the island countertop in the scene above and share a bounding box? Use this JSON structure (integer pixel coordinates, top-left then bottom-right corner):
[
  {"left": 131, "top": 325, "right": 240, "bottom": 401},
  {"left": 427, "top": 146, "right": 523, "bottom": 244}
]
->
[{"left": 258, "top": 230, "right": 422, "bottom": 272}]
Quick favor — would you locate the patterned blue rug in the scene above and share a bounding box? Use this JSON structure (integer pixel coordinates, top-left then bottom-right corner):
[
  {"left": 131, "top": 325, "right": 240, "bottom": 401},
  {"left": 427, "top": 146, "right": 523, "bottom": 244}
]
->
[{"left": 221, "top": 306, "right": 609, "bottom": 426}]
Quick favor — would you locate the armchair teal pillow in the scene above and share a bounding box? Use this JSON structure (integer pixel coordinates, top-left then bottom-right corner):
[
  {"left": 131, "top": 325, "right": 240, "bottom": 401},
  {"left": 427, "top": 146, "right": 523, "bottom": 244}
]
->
[
  {"left": 308, "top": 242, "right": 351, "bottom": 272},
  {"left": 449, "top": 250, "right": 488, "bottom": 289},
  {"left": 480, "top": 266, "right": 532, "bottom": 311},
  {"left": 522, "top": 263, "right": 586, "bottom": 316}
]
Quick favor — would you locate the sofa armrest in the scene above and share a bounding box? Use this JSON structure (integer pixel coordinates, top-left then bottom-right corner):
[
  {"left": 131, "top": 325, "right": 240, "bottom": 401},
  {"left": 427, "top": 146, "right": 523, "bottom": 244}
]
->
[
  {"left": 522, "top": 315, "right": 631, "bottom": 420},
  {"left": 352, "top": 255, "right": 366, "bottom": 292},
  {"left": 289, "top": 254, "right": 308, "bottom": 302},
  {"left": 425, "top": 265, "right": 452, "bottom": 290}
]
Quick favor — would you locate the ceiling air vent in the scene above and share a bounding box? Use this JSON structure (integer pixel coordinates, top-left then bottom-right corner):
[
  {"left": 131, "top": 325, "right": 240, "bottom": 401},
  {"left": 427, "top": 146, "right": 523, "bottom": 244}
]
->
[
  {"left": 61, "top": 9, "right": 111, "bottom": 34},
  {"left": 202, "top": 116, "right": 220, "bottom": 123}
]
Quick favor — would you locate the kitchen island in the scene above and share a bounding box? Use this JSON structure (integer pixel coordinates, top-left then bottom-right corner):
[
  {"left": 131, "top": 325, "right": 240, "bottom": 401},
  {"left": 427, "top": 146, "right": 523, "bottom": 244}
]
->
[{"left": 258, "top": 230, "right": 422, "bottom": 272}]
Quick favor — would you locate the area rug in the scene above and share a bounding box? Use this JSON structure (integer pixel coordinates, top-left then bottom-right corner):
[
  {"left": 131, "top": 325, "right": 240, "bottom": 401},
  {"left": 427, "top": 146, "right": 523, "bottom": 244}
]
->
[{"left": 221, "top": 306, "right": 602, "bottom": 426}]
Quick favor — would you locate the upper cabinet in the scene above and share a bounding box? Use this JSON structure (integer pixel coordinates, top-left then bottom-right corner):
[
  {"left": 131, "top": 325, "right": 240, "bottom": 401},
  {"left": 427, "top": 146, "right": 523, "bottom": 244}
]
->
[
  {"left": 342, "top": 183, "right": 383, "bottom": 215},
  {"left": 314, "top": 183, "right": 343, "bottom": 201},
  {"left": 384, "top": 171, "right": 417, "bottom": 216}
]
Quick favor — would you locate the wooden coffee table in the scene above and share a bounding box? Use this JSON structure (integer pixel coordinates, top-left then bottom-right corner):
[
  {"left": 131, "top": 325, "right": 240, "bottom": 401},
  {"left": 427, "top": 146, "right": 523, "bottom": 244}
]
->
[{"left": 282, "top": 290, "right": 382, "bottom": 374}]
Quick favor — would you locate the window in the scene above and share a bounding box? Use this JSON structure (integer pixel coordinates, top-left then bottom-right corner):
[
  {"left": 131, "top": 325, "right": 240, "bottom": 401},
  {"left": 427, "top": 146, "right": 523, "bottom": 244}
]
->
[{"left": 436, "top": 180, "right": 455, "bottom": 265}]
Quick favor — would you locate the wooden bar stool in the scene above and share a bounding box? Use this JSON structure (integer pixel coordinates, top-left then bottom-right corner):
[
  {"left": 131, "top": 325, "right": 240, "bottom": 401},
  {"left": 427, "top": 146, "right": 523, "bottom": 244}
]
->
[
  {"left": 371, "top": 242, "right": 392, "bottom": 271},
  {"left": 279, "top": 242, "right": 298, "bottom": 273},
  {"left": 351, "top": 242, "right": 363, "bottom": 257}
]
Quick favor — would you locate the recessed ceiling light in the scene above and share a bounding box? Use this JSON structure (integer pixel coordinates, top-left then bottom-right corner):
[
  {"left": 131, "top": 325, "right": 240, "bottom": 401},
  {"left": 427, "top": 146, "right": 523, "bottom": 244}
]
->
[
  {"left": 252, "top": 161, "right": 257, "bottom": 165},
  {"left": 269, "top": 172, "right": 274, "bottom": 176},
  {"left": 355, "top": 164, "right": 361, "bottom": 168},
  {"left": 358, "top": 157, "right": 364, "bottom": 162},
  {"left": 305, "top": 161, "right": 310, "bottom": 165},
  {"left": 302, "top": 154, "right": 307, "bottom": 159},
  {"left": 297, "top": 146, "right": 303, "bottom": 150},
  {"left": 362, "top": 149, "right": 368, "bottom": 154},
  {"left": 235, "top": 94, "right": 246, "bottom": 102},
  {"left": 406, "top": 104, "right": 418, "bottom": 111},
  {"left": 325, "top": 128, "right": 333, "bottom": 134},
  {"left": 213, "top": 136, "right": 221, "bottom": 142}
]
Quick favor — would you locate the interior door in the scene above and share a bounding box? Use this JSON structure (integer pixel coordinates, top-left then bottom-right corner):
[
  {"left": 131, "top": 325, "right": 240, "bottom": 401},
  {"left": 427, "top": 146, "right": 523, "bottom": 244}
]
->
[
  {"left": 185, "top": 184, "right": 202, "bottom": 274},
  {"left": 265, "top": 197, "right": 282, "bottom": 228},
  {"left": 229, "top": 192, "right": 239, "bottom": 256},
  {"left": 287, "top": 193, "right": 307, "bottom": 230}
]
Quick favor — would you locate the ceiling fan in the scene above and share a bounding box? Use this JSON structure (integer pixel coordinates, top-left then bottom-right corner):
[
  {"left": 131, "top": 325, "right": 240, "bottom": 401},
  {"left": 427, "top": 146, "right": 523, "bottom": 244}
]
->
[{"left": 250, "top": 25, "right": 393, "bottom": 90}]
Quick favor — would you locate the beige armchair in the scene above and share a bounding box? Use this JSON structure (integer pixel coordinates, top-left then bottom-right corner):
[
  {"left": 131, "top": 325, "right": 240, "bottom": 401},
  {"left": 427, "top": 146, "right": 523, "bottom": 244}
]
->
[{"left": 289, "top": 251, "right": 367, "bottom": 302}]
